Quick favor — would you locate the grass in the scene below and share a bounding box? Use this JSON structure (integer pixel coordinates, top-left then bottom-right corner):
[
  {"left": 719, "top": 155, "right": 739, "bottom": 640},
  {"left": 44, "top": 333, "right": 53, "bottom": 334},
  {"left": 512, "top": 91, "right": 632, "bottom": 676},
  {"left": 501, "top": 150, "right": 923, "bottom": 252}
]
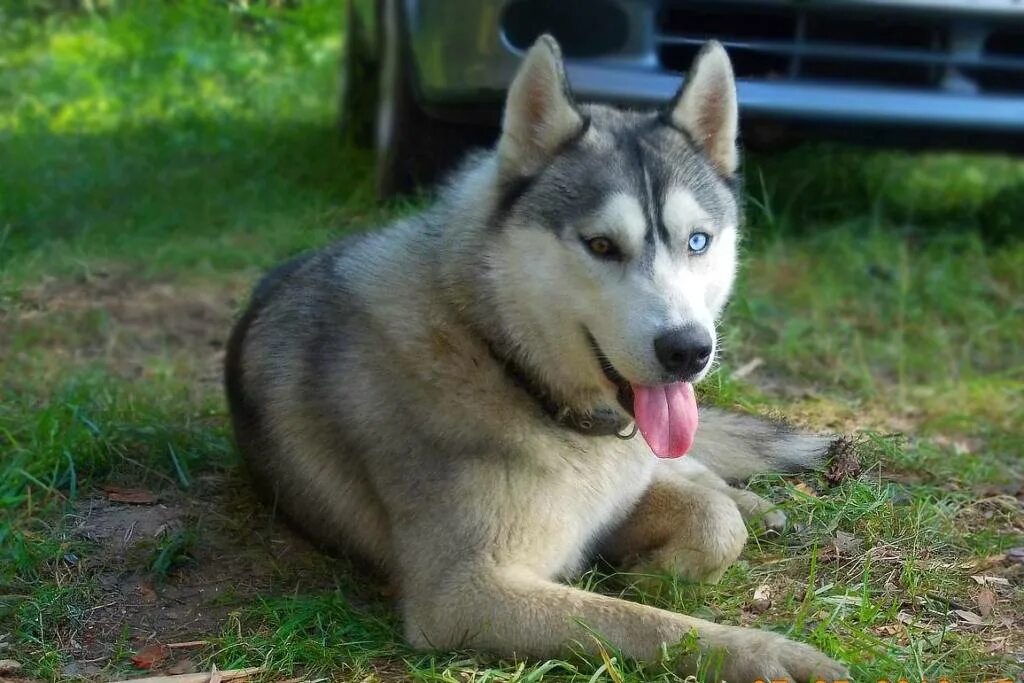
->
[{"left": 1, "top": 1, "right": 1022, "bottom": 681}]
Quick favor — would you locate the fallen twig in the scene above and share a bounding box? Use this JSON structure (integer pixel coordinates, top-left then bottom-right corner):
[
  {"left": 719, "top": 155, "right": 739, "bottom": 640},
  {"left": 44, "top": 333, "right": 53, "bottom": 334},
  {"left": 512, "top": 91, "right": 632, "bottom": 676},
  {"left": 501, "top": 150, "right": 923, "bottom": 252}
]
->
[
  {"left": 731, "top": 357, "right": 764, "bottom": 380},
  {"left": 106, "top": 666, "right": 263, "bottom": 683}
]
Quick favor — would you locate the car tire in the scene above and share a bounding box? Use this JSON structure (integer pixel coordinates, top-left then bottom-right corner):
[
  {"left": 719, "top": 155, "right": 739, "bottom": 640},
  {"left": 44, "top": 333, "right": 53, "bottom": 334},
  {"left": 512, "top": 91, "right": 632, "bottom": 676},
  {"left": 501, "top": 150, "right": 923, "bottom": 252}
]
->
[
  {"left": 337, "top": 0, "right": 378, "bottom": 149},
  {"left": 373, "top": 0, "right": 493, "bottom": 198}
]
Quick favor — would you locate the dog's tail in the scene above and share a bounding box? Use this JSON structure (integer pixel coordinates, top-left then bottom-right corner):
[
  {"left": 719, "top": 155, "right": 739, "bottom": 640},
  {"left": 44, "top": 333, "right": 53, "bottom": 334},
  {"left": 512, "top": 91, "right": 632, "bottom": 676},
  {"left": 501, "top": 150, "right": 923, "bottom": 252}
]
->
[{"left": 688, "top": 408, "right": 833, "bottom": 482}]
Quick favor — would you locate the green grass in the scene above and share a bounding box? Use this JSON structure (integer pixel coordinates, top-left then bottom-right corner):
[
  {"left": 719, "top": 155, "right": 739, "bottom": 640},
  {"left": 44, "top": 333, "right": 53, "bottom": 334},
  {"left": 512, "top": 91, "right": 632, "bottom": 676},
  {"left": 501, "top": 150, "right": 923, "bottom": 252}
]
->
[
  {"left": 1, "top": 1, "right": 1022, "bottom": 682},
  {"left": 0, "top": 0, "right": 381, "bottom": 281}
]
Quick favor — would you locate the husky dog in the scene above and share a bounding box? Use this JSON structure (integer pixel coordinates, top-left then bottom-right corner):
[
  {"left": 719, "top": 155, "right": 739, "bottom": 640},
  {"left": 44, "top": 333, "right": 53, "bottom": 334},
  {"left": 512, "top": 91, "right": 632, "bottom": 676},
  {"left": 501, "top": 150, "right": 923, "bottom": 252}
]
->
[{"left": 225, "top": 36, "right": 847, "bottom": 681}]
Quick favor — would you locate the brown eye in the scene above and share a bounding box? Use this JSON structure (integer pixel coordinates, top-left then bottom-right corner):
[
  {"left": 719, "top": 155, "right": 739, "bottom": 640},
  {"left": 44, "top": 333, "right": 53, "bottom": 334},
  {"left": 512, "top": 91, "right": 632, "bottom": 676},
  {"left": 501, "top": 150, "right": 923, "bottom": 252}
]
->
[{"left": 583, "top": 236, "right": 622, "bottom": 261}]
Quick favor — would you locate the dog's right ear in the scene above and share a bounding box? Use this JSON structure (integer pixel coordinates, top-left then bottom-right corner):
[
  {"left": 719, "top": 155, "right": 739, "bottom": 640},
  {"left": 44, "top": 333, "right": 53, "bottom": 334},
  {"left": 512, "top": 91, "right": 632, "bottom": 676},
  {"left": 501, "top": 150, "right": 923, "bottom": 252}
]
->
[
  {"left": 497, "top": 35, "right": 586, "bottom": 179},
  {"left": 667, "top": 41, "right": 739, "bottom": 177}
]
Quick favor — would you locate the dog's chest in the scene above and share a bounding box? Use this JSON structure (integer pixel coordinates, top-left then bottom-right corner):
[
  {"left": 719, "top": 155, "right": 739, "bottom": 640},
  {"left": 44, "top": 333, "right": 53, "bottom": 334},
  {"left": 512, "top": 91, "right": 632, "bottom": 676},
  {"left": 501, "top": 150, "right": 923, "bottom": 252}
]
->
[{"left": 489, "top": 432, "right": 655, "bottom": 579}]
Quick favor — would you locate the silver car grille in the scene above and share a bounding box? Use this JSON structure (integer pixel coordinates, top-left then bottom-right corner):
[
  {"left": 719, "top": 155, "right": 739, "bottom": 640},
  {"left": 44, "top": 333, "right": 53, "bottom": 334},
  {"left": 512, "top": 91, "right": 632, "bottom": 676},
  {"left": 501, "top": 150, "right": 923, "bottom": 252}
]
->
[{"left": 656, "top": 2, "right": 1024, "bottom": 94}]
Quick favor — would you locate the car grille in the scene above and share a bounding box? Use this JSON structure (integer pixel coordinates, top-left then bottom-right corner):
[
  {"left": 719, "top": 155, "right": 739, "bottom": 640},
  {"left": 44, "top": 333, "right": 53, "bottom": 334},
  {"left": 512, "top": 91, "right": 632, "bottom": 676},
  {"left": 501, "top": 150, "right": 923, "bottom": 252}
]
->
[{"left": 656, "top": 2, "right": 1024, "bottom": 94}]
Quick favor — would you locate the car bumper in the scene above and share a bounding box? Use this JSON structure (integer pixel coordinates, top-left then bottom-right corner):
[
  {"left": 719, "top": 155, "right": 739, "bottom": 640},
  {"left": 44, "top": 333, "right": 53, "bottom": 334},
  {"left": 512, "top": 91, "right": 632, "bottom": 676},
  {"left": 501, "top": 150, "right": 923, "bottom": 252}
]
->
[
  {"left": 404, "top": 0, "right": 1024, "bottom": 135},
  {"left": 568, "top": 62, "right": 1024, "bottom": 132}
]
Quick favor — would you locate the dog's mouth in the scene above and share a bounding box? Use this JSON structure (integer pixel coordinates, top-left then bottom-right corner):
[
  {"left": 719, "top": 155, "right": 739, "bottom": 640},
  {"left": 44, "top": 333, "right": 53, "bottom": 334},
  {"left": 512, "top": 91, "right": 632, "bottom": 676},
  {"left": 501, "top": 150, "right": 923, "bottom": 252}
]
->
[
  {"left": 586, "top": 331, "right": 635, "bottom": 417},
  {"left": 585, "top": 329, "right": 699, "bottom": 459}
]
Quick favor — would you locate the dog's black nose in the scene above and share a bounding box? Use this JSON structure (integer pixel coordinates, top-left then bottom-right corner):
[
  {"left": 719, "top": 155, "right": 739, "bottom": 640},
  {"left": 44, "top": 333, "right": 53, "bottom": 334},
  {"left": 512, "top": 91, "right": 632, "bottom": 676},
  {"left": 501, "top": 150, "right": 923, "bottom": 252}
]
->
[{"left": 653, "top": 325, "right": 713, "bottom": 379}]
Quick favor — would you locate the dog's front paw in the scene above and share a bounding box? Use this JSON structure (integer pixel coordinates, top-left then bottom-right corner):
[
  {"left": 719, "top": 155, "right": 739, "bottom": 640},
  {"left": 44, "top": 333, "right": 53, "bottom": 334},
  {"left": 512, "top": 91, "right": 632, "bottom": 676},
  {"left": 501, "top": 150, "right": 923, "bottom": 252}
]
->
[
  {"left": 759, "top": 506, "right": 787, "bottom": 534},
  {"left": 728, "top": 487, "right": 788, "bottom": 534},
  {"left": 716, "top": 629, "right": 848, "bottom": 683}
]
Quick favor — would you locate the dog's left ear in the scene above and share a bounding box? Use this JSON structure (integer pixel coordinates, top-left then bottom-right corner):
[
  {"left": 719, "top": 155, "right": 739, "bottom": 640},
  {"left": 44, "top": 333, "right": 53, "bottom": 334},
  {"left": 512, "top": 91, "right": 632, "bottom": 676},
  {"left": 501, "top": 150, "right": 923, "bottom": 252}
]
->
[
  {"left": 498, "top": 35, "right": 587, "bottom": 178},
  {"left": 668, "top": 41, "right": 739, "bottom": 176}
]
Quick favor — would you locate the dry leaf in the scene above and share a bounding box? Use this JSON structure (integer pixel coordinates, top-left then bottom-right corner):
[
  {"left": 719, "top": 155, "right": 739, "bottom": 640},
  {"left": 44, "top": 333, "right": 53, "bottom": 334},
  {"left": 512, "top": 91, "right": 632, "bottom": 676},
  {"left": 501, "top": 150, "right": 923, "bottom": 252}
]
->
[
  {"left": 976, "top": 588, "right": 997, "bottom": 617},
  {"left": 102, "top": 485, "right": 157, "bottom": 505},
  {"left": 815, "top": 532, "right": 864, "bottom": 565},
  {"left": 209, "top": 665, "right": 222, "bottom": 683},
  {"left": 825, "top": 436, "right": 862, "bottom": 486},
  {"left": 971, "top": 575, "right": 1010, "bottom": 586},
  {"left": 167, "top": 660, "right": 196, "bottom": 676},
  {"left": 972, "top": 554, "right": 1007, "bottom": 570},
  {"left": 984, "top": 637, "right": 1009, "bottom": 654},
  {"left": 953, "top": 609, "right": 984, "bottom": 625},
  {"left": 137, "top": 582, "right": 158, "bottom": 604},
  {"left": 832, "top": 530, "right": 863, "bottom": 557},
  {"left": 749, "top": 584, "right": 772, "bottom": 613},
  {"left": 793, "top": 481, "right": 817, "bottom": 497},
  {"left": 131, "top": 644, "right": 170, "bottom": 670}
]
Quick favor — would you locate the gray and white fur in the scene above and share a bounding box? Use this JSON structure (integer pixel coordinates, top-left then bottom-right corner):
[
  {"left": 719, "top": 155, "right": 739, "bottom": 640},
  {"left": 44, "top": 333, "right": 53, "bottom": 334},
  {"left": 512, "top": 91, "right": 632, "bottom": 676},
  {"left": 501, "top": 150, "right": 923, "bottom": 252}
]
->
[{"left": 225, "top": 36, "right": 847, "bottom": 682}]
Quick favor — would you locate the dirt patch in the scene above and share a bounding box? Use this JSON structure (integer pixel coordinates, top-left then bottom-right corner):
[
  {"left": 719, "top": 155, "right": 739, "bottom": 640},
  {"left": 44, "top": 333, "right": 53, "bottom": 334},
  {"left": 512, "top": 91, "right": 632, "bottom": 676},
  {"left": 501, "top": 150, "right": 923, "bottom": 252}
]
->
[
  {"left": 55, "top": 475, "right": 385, "bottom": 679},
  {"left": 2, "top": 272, "right": 402, "bottom": 679},
  {"left": 3, "top": 271, "right": 250, "bottom": 389}
]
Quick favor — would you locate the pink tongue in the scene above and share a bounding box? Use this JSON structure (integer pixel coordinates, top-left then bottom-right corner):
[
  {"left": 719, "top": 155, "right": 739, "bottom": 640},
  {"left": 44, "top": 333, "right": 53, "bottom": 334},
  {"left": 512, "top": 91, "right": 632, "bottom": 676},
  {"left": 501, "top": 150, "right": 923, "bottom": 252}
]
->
[{"left": 632, "top": 383, "right": 698, "bottom": 458}]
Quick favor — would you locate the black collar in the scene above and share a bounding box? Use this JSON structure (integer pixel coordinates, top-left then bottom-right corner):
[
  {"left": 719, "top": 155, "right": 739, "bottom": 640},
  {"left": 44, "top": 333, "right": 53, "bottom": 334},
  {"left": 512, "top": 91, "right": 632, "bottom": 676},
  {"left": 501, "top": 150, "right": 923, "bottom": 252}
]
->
[{"left": 482, "top": 336, "right": 634, "bottom": 438}]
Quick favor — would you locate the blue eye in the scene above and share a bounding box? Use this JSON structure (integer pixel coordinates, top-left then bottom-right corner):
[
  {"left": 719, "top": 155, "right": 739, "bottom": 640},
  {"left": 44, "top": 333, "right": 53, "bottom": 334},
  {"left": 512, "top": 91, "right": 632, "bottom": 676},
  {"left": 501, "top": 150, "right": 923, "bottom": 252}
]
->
[{"left": 688, "top": 231, "right": 711, "bottom": 254}]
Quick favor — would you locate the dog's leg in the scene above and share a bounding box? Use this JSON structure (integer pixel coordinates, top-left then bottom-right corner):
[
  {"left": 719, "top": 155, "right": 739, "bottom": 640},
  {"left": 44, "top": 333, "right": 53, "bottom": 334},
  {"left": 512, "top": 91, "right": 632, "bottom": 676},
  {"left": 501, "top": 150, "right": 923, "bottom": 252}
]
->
[
  {"left": 600, "top": 478, "right": 749, "bottom": 583},
  {"left": 402, "top": 565, "right": 846, "bottom": 682},
  {"left": 723, "top": 484, "right": 788, "bottom": 532},
  {"left": 664, "top": 459, "right": 789, "bottom": 533}
]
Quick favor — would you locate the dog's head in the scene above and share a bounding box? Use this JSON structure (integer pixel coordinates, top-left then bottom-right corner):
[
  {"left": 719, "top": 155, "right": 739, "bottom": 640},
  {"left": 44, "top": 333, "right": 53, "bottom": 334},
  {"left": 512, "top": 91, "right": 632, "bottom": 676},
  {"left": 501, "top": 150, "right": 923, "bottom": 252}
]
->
[{"left": 481, "top": 36, "right": 741, "bottom": 456}]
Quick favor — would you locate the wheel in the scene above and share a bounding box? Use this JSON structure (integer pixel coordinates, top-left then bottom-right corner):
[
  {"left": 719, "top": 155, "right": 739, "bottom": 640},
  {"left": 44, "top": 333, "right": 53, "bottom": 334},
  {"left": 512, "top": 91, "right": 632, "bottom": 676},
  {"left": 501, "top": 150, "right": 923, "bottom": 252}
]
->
[
  {"left": 371, "top": 0, "right": 495, "bottom": 198},
  {"left": 339, "top": 0, "right": 496, "bottom": 197},
  {"left": 373, "top": 0, "right": 457, "bottom": 196},
  {"left": 337, "top": 0, "right": 378, "bottom": 149}
]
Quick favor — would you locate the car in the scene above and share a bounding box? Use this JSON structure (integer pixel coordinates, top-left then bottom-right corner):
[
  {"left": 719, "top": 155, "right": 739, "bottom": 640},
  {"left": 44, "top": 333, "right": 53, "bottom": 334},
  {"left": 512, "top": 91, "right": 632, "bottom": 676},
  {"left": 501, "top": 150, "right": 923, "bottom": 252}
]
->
[{"left": 341, "top": 0, "right": 1024, "bottom": 196}]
